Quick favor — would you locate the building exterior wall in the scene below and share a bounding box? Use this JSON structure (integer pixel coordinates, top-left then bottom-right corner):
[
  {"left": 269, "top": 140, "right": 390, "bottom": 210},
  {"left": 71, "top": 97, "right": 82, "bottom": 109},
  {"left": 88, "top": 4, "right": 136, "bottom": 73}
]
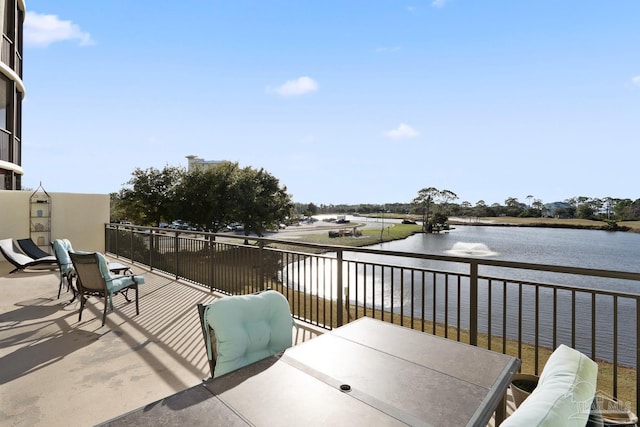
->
[
  {"left": 186, "top": 155, "right": 225, "bottom": 171},
  {"left": 0, "top": 0, "right": 25, "bottom": 190},
  {"left": 0, "top": 190, "right": 110, "bottom": 257}
]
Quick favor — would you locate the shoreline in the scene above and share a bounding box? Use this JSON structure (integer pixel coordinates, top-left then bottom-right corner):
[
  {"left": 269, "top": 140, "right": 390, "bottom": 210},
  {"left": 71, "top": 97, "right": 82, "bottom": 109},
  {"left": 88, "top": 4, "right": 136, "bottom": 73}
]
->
[
  {"left": 270, "top": 215, "right": 640, "bottom": 249},
  {"left": 447, "top": 217, "right": 640, "bottom": 233}
]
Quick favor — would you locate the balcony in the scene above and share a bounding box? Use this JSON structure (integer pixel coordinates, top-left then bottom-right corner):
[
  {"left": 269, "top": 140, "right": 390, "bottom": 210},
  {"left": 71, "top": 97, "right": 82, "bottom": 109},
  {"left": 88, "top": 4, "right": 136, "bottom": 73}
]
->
[
  {"left": 0, "top": 258, "right": 326, "bottom": 426},
  {"left": 2, "top": 224, "right": 639, "bottom": 426}
]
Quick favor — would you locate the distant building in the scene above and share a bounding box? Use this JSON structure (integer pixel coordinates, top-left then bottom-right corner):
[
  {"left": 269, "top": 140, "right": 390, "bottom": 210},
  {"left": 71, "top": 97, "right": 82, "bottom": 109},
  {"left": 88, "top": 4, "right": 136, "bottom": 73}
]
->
[
  {"left": 185, "top": 155, "right": 227, "bottom": 171},
  {"left": 0, "top": 0, "right": 25, "bottom": 190}
]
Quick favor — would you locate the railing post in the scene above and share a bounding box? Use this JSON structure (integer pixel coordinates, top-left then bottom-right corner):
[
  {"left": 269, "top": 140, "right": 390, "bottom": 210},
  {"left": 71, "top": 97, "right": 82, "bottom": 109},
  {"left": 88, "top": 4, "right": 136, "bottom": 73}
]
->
[
  {"left": 209, "top": 234, "right": 216, "bottom": 291},
  {"left": 632, "top": 297, "right": 640, "bottom": 408},
  {"left": 337, "top": 249, "right": 344, "bottom": 327},
  {"left": 129, "top": 228, "right": 134, "bottom": 264},
  {"left": 259, "top": 240, "right": 265, "bottom": 291},
  {"left": 114, "top": 225, "right": 119, "bottom": 258},
  {"left": 174, "top": 231, "right": 179, "bottom": 280},
  {"left": 469, "top": 261, "right": 478, "bottom": 346},
  {"left": 149, "top": 230, "right": 154, "bottom": 269},
  {"left": 104, "top": 224, "right": 110, "bottom": 254}
]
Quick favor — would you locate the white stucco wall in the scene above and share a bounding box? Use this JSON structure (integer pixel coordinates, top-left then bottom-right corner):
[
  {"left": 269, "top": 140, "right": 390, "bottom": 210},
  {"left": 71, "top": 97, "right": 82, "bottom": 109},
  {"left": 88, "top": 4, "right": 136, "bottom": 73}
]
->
[{"left": 0, "top": 190, "right": 109, "bottom": 259}]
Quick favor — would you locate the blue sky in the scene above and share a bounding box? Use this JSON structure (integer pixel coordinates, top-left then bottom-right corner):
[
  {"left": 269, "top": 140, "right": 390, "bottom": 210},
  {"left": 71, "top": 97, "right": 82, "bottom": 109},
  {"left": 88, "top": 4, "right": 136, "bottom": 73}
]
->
[{"left": 21, "top": 1, "right": 640, "bottom": 206}]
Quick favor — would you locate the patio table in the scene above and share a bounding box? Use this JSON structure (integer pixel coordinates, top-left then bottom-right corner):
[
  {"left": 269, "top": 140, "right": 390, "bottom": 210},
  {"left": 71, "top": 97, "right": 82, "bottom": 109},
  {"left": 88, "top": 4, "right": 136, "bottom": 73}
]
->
[
  {"left": 100, "top": 317, "right": 520, "bottom": 427},
  {"left": 107, "top": 262, "right": 132, "bottom": 275}
]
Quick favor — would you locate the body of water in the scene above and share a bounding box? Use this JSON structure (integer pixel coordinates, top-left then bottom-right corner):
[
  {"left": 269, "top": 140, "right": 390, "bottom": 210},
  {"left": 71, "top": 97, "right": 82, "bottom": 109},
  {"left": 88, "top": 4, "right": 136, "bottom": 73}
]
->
[
  {"left": 374, "top": 224, "right": 640, "bottom": 273},
  {"left": 285, "top": 220, "right": 640, "bottom": 365}
]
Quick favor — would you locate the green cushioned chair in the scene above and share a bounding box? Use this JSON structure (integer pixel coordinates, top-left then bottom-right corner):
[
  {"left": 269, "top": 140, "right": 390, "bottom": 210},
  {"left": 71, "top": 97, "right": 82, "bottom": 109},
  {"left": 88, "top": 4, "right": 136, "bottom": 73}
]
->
[
  {"left": 198, "top": 290, "right": 294, "bottom": 378},
  {"left": 69, "top": 251, "right": 144, "bottom": 326},
  {"left": 500, "top": 344, "right": 599, "bottom": 427},
  {"left": 52, "top": 239, "right": 76, "bottom": 298}
]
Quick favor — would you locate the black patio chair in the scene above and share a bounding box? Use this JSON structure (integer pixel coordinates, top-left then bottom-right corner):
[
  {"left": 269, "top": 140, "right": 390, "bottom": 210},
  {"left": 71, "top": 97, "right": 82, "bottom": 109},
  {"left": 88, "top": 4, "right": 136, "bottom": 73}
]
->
[
  {"left": 17, "top": 237, "right": 51, "bottom": 259},
  {"left": 69, "top": 251, "right": 144, "bottom": 326}
]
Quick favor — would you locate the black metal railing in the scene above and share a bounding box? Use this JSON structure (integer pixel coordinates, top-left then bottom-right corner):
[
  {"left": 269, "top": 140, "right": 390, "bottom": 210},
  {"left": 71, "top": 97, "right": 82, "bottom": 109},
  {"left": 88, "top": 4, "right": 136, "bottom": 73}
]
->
[
  {"left": 106, "top": 224, "right": 640, "bottom": 411},
  {"left": 1, "top": 34, "right": 11, "bottom": 68},
  {"left": 0, "top": 129, "right": 10, "bottom": 161}
]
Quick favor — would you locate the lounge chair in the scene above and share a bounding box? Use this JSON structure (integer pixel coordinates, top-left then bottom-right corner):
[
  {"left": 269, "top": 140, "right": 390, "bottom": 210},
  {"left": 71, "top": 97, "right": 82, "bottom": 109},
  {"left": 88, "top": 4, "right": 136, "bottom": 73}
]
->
[
  {"left": 16, "top": 238, "right": 51, "bottom": 259},
  {"left": 69, "top": 251, "right": 144, "bottom": 326},
  {"left": 0, "top": 238, "right": 57, "bottom": 274}
]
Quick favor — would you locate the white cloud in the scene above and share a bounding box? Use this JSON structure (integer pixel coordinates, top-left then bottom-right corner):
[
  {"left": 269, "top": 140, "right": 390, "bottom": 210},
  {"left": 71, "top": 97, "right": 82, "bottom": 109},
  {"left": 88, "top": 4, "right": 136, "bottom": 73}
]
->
[
  {"left": 268, "top": 76, "right": 318, "bottom": 96},
  {"left": 386, "top": 123, "right": 419, "bottom": 140},
  {"left": 632, "top": 76, "right": 640, "bottom": 87},
  {"left": 431, "top": 0, "right": 449, "bottom": 8},
  {"left": 24, "top": 11, "right": 94, "bottom": 48}
]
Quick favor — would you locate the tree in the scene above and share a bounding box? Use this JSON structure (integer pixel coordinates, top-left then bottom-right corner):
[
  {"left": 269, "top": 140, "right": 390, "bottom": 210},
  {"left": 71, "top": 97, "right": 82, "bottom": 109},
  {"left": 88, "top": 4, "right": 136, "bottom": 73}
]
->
[
  {"left": 474, "top": 200, "right": 487, "bottom": 218},
  {"left": 232, "top": 166, "right": 293, "bottom": 238},
  {"left": 532, "top": 199, "right": 545, "bottom": 217},
  {"left": 504, "top": 197, "right": 524, "bottom": 217},
  {"left": 602, "top": 197, "right": 616, "bottom": 220},
  {"left": 614, "top": 199, "right": 633, "bottom": 220},
  {"left": 173, "top": 162, "right": 239, "bottom": 231},
  {"left": 577, "top": 203, "right": 595, "bottom": 219},
  {"left": 412, "top": 187, "right": 439, "bottom": 232},
  {"left": 110, "top": 192, "right": 127, "bottom": 222},
  {"left": 437, "top": 189, "right": 458, "bottom": 214},
  {"left": 432, "top": 212, "right": 448, "bottom": 227},
  {"left": 118, "top": 166, "right": 184, "bottom": 226},
  {"left": 306, "top": 203, "right": 318, "bottom": 217},
  {"left": 504, "top": 197, "right": 519, "bottom": 208},
  {"left": 460, "top": 201, "right": 472, "bottom": 216}
]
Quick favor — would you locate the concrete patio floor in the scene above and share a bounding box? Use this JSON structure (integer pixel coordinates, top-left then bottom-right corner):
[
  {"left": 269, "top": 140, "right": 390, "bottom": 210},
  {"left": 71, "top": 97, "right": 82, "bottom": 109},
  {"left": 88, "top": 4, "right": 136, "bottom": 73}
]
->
[
  {"left": 0, "top": 259, "right": 514, "bottom": 426},
  {"left": 0, "top": 259, "right": 326, "bottom": 427}
]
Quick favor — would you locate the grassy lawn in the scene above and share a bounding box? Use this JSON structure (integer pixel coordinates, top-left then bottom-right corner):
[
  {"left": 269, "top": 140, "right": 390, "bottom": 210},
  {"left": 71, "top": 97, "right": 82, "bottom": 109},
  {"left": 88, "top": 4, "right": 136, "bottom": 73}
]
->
[
  {"left": 620, "top": 220, "right": 640, "bottom": 231},
  {"left": 452, "top": 216, "right": 640, "bottom": 232},
  {"left": 358, "top": 213, "right": 640, "bottom": 232},
  {"left": 274, "top": 222, "right": 422, "bottom": 248}
]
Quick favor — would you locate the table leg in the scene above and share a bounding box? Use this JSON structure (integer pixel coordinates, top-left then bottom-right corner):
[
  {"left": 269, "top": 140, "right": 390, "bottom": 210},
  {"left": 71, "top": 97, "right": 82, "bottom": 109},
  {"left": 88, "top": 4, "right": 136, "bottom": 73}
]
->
[{"left": 494, "top": 394, "right": 507, "bottom": 425}]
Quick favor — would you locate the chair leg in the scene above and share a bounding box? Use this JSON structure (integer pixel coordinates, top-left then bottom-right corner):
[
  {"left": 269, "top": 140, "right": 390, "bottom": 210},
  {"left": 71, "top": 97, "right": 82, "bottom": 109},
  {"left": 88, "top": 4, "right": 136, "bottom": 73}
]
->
[
  {"left": 78, "top": 295, "right": 85, "bottom": 322},
  {"left": 57, "top": 275, "right": 63, "bottom": 299},
  {"left": 135, "top": 285, "right": 139, "bottom": 315},
  {"left": 67, "top": 276, "right": 77, "bottom": 304},
  {"left": 102, "top": 296, "right": 108, "bottom": 326}
]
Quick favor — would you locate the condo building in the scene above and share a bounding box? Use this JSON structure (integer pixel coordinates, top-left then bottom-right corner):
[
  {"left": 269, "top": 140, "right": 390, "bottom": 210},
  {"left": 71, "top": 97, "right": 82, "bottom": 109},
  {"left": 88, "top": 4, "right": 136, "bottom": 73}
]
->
[
  {"left": 0, "top": 0, "right": 24, "bottom": 190},
  {"left": 186, "top": 155, "right": 226, "bottom": 171}
]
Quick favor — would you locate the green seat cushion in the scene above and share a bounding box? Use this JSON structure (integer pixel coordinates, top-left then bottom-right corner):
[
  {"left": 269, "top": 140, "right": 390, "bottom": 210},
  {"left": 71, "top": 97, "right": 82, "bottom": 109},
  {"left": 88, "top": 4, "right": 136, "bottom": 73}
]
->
[
  {"left": 500, "top": 344, "right": 598, "bottom": 426},
  {"left": 52, "top": 239, "right": 75, "bottom": 274},
  {"left": 204, "top": 291, "right": 293, "bottom": 377},
  {"left": 95, "top": 252, "right": 144, "bottom": 292}
]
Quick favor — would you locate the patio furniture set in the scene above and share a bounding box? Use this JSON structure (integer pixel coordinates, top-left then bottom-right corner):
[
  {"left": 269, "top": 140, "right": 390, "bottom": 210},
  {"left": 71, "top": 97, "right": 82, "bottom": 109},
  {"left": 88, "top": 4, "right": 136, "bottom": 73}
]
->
[
  {"left": 0, "top": 237, "right": 144, "bottom": 326},
  {"left": 1, "top": 238, "right": 617, "bottom": 425},
  {"left": 101, "top": 290, "right": 610, "bottom": 426}
]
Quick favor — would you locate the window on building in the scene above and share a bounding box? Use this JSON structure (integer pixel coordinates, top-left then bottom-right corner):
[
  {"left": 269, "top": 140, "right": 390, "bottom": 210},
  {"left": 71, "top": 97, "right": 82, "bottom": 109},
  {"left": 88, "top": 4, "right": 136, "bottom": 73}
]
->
[{"left": 0, "top": 75, "right": 8, "bottom": 130}]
